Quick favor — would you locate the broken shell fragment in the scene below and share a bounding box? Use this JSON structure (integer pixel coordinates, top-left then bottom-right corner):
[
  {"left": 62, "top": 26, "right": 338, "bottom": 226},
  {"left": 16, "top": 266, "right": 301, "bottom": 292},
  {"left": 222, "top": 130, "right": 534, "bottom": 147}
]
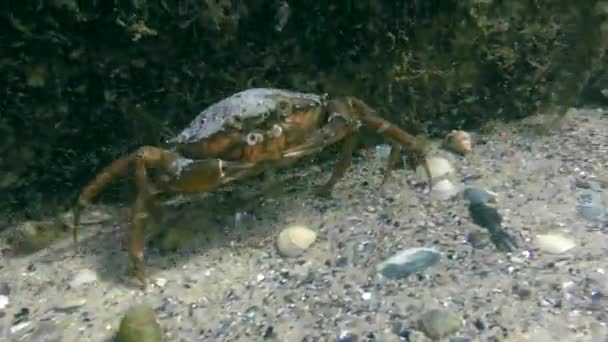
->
[
  {"left": 276, "top": 225, "right": 317, "bottom": 257},
  {"left": 535, "top": 234, "right": 576, "bottom": 254},
  {"left": 444, "top": 130, "right": 472, "bottom": 156},
  {"left": 378, "top": 247, "right": 440, "bottom": 279}
]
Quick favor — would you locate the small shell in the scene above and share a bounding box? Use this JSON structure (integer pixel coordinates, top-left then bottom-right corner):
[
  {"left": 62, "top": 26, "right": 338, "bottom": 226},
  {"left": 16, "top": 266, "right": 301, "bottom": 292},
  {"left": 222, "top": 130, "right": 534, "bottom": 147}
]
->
[
  {"left": 444, "top": 130, "right": 472, "bottom": 155},
  {"left": 276, "top": 225, "right": 317, "bottom": 257},
  {"left": 432, "top": 179, "right": 459, "bottom": 200},
  {"left": 378, "top": 247, "right": 440, "bottom": 279},
  {"left": 536, "top": 234, "right": 576, "bottom": 254},
  {"left": 416, "top": 157, "right": 454, "bottom": 181}
]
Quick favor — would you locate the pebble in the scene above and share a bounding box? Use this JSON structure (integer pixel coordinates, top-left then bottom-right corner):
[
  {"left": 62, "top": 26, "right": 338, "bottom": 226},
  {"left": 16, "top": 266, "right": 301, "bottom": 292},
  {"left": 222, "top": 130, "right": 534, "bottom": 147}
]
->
[
  {"left": 337, "top": 331, "right": 358, "bottom": 342},
  {"left": 378, "top": 247, "right": 440, "bottom": 279},
  {"left": 535, "top": 234, "right": 576, "bottom": 254},
  {"left": 416, "top": 309, "right": 461, "bottom": 339},
  {"left": 116, "top": 303, "right": 163, "bottom": 342},
  {"left": 8, "top": 220, "right": 69, "bottom": 255},
  {"left": 276, "top": 225, "right": 317, "bottom": 258},
  {"left": 154, "top": 278, "right": 167, "bottom": 287},
  {"left": 69, "top": 268, "right": 98, "bottom": 288}
]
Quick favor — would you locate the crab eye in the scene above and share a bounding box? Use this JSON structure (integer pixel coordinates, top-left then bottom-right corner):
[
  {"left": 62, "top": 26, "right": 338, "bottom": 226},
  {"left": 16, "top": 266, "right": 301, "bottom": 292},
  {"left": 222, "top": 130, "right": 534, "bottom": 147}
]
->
[{"left": 246, "top": 132, "right": 264, "bottom": 145}]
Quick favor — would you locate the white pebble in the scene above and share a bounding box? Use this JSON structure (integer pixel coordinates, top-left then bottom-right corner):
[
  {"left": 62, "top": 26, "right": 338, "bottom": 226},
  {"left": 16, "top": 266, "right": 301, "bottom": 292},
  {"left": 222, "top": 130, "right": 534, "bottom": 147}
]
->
[
  {"left": 361, "top": 292, "right": 372, "bottom": 301},
  {"left": 155, "top": 277, "right": 168, "bottom": 287},
  {"left": 0, "top": 294, "right": 8, "bottom": 310}
]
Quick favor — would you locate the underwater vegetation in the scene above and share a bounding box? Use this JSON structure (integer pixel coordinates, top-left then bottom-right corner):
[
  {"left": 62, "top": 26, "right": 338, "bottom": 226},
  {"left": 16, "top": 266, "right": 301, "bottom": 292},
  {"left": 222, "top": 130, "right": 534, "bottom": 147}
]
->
[{"left": 1, "top": 0, "right": 607, "bottom": 217}]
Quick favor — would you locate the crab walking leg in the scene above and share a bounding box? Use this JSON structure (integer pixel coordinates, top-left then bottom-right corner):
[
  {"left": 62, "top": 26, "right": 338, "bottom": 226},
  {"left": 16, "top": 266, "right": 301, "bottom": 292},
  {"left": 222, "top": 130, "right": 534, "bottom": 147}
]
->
[
  {"left": 73, "top": 146, "right": 176, "bottom": 243},
  {"left": 361, "top": 115, "right": 431, "bottom": 187},
  {"left": 282, "top": 111, "right": 361, "bottom": 192},
  {"left": 73, "top": 153, "right": 135, "bottom": 243},
  {"left": 381, "top": 141, "right": 402, "bottom": 186}
]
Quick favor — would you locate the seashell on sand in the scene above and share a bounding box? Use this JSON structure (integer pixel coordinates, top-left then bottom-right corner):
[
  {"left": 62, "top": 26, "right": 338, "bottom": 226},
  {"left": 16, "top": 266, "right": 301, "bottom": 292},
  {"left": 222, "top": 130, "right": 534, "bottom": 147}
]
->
[
  {"left": 276, "top": 225, "right": 317, "bottom": 257},
  {"left": 416, "top": 157, "right": 454, "bottom": 182},
  {"left": 535, "top": 233, "right": 576, "bottom": 254},
  {"left": 444, "top": 130, "right": 472, "bottom": 155},
  {"left": 378, "top": 247, "right": 440, "bottom": 279},
  {"left": 431, "top": 179, "right": 460, "bottom": 200}
]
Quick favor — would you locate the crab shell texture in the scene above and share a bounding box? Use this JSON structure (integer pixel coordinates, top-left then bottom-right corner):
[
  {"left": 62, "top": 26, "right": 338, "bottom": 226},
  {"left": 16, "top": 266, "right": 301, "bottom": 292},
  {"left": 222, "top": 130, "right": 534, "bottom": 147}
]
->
[{"left": 170, "top": 88, "right": 329, "bottom": 163}]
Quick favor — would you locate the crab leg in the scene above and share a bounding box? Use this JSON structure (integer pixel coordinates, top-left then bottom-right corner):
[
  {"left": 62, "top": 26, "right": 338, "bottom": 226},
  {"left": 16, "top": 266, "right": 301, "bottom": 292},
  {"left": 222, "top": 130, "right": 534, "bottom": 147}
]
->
[
  {"left": 74, "top": 145, "right": 259, "bottom": 287},
  {"left": 359, "top": 115, "right": 431, "bottom": 187},
  {"left": 381, "top": 140, "right": 402, "bottom": 186}
]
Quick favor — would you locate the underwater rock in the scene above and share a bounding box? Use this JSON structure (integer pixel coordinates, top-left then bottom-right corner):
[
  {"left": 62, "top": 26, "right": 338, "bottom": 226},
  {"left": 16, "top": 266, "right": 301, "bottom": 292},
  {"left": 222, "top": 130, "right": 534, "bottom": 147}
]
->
[
  {"left": 116, "top": 303, "right": 163, "bottom": 342},
  {"left": 535, "top": 234, "right": 576, "bottom": 254},
  {"left": 416, "top": 309, "right": 461, "bottom": 339},
  {"left": 444, "top": 130, "right": 473, "bottom": 156},
  {"left": 378, "top": 247, "right": 440, "bottom": 279},
  {"left": 7, "top": 220, "right": 69, "bottom": 255},
  {"left": 276, "top": 225, "right": 317, "bottom": 258}
]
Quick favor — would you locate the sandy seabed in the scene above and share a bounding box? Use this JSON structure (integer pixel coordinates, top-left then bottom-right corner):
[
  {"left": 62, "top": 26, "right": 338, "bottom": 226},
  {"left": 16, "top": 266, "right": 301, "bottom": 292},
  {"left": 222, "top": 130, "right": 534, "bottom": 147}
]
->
[{"left": 1, "top": 108, "right": 607, "bottom": 342}]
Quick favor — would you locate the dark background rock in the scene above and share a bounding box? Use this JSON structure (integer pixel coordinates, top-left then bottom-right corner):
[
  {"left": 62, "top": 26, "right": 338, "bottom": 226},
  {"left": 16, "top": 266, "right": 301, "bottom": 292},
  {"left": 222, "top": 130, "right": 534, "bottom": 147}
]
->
[{"left": 1, "top": 0, "right": 606, "bottom": 218}]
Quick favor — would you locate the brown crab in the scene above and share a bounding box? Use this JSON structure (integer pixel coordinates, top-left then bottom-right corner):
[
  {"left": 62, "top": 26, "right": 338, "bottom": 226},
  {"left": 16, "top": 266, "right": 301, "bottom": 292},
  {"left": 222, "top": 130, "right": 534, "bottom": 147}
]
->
[{"left": 73, "top": 88, "right": 431, "bottom": 287}]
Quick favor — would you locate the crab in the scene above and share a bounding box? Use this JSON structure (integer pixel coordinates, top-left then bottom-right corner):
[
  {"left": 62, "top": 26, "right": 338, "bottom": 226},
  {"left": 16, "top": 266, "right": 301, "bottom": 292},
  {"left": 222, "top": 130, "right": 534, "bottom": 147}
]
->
[{"left": 73, "top": 88, "right": 432, "bottom": 288}]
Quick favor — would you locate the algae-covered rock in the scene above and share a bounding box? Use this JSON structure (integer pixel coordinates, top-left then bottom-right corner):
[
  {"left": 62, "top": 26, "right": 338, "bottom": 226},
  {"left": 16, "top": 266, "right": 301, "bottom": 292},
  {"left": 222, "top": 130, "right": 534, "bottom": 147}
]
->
[
  {"left": 116, "top": 303, "right": 163, "bottom": 342},
  {"left": 2, "top": 0, "right": 607, "bottom": 217},
  {"left": 6, "top": 220, "right": 69, "bottom": 255}
]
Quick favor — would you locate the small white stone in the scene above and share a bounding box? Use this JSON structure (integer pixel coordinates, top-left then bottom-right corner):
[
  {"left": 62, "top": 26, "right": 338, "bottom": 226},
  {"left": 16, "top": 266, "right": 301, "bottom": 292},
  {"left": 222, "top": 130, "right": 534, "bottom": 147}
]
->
[
  {"left": 257, "top": 274, "right": 265, "bottom": 282},
  {"left": 0, "top": 294, "right": 8, "bottom": 310},
  {"left": 155, "top": 277, "right": 168, "bottom": 287},
  {"left": 361, "top": 292, "right": 372, "bottom": 301}
]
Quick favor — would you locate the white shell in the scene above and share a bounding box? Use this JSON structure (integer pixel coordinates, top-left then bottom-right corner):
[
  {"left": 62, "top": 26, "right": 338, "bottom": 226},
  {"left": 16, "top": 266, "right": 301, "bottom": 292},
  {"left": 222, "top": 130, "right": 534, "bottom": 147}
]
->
[
  {"left": 431, "top": 179, "right": 459, "bottom": 200},
  {"left": 416, "top": 157, "right": 455, "bottom": 181},
  {"left": 276, "top": 225, "right": 317, "bottom": 257},
  {"left": 536, "top": 234, "right": 576, "bottom": 254},
  {"left": 445, "top": 130, "right": 472, "bottom": 155}
]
